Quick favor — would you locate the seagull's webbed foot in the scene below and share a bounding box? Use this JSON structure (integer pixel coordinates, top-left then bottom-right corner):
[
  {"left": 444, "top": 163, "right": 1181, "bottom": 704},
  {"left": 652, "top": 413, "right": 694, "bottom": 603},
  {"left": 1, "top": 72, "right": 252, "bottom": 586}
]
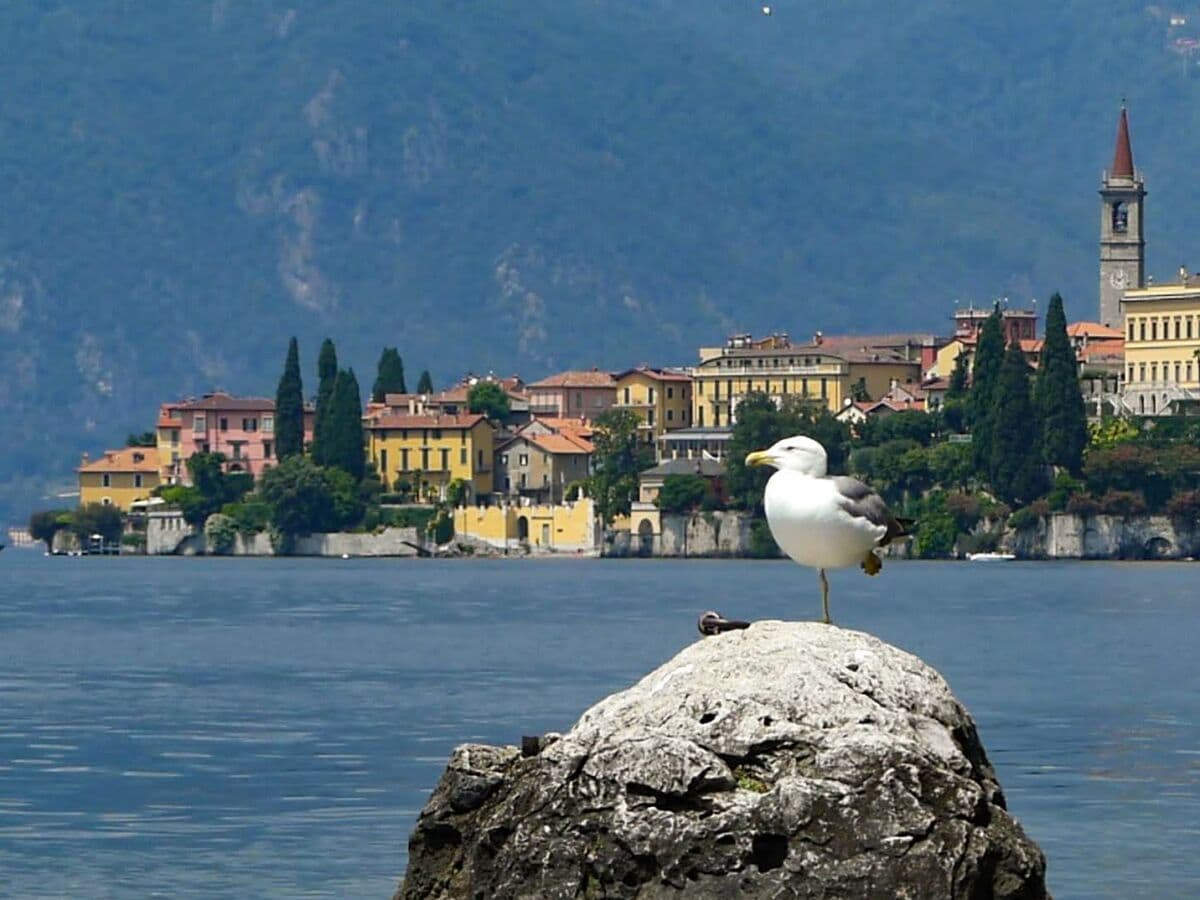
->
[
  {"left": 818, "top": 568, "right": 832, "bottom": 625},
  {"left": 861, "top": 550, "right": 882, "bottom": 576}
]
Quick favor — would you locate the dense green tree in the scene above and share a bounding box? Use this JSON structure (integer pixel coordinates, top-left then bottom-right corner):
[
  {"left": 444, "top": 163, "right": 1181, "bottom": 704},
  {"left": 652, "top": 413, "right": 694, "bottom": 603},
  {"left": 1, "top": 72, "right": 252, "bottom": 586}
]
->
[
  {"left": 588, "top": 408, "right": 655, "bottom": 524},
  {"left": 416, "top": 370, "right": 434, "bottom": 395},
  {"left": 467, "top": 381, "right": 511, "bottom": 420},
  {"left": 726, "top": 394, "right": 850, "bottom": 514},
  {"left": 968, "top": 308, "right": 1006, "bottom": 475},
  {"left": 858, "top": 410, "right": 939, "bottom": 447},
  {"left": 29, "top": 509, "right": 71, "bottom": 551},
  {"left": 312, "top": 338, "right": 339, "bottom": 465},
  {"left": 1035, "top": 293, "right": 1089, "bottom": 474},
  {"left": 125, "top": 431, "right": 157, "bottom": 448},
  {"left": 259, "top": 456, "right": 338, "bottom": 539},
  {"left": 371, "top": 347, "right": 407, "bottom": 402},
  {"left": 989, "top": 341, "right": 1045, "bottom": 505},
  {"left": 161, "top": 453, "right": 252, "bottom": 526},
  {"left": 70, "top": 502, "right": 124, "bottom": 544},
  {"left": 324, "top": 368, "right": 365, "bottom": 480},
  {"left": 275, "top": 337, "right": 305, "bottom": 460},
  {"left": 655, "top": 474, "right": 709, "bottom": 513}
]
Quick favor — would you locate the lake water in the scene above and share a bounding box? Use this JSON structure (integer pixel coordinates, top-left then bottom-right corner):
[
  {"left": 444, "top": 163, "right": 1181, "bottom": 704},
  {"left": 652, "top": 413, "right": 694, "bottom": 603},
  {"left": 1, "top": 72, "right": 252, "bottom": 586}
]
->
[{"left": 0, "top": 553, "right": 1197, "bottom": 899}]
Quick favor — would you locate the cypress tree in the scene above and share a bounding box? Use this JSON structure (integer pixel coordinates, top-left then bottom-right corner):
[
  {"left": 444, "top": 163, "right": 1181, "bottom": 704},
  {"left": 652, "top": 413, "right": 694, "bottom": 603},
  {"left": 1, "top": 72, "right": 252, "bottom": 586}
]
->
[
  {"left": 968, "top": 308, "right": 1006, "bottom": 476},
  {"left": 274, "top": 337, "right": 304, "bottom": 460},
  {"left": 371, "top": 347, "right": 407, "bottom": 402},
  {"left": 312, "top": 338, "right": 339, "bottom": 465},
  {"left": 989, "top": 340, "right": 1045, "bottom": 505},
  {"left": 1035, "top": 293, "right": 1089, "bottom": 474},
  {"left": 327, "top": 368, "right": 365, "bottom": 480},
  {"left": 416, "top": 369, "right": 434, "bottom": 395}
]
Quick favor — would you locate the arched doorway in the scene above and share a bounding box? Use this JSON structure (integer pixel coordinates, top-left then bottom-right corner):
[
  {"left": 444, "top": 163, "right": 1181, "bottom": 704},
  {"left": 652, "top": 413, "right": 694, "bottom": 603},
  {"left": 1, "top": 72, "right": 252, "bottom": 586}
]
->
[
  {"left": 517, "top": 515, "right": 530, "bottom": 550},
  {"left": 637, "top": 519, "right": 655, "bottom": 557}
]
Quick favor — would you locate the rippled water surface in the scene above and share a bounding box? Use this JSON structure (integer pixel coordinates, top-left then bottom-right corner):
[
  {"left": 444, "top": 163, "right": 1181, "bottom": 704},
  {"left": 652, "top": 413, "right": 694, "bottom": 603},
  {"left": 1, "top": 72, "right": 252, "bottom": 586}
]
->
[{"left": 1, "top": 553, "right": 1198, "bottom": 898}]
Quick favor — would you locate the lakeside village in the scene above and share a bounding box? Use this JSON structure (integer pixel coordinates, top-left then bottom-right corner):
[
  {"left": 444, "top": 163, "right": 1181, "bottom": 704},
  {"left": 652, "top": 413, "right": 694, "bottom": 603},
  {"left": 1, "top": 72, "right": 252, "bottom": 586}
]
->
[{"left": 20, "top": 108, "right": 1200, "bottom": 561}]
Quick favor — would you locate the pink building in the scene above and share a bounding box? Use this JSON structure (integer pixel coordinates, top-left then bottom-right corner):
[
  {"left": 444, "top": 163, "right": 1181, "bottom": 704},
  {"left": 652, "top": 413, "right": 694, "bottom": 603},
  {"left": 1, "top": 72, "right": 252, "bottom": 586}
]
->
[
  {"left": 526, "top": 369, "right": 617, "bottom": 418},
  {"left": 156, "top": 392, "right": 314, "bottom": 483}
]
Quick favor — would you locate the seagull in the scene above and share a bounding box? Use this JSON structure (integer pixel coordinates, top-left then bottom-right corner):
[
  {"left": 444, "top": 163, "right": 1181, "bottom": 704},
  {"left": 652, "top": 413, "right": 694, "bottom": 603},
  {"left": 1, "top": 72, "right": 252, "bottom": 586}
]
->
[
  {"left": 745, "top": 435, "right": 911, "bottom": 625},
  {"left": 697, "top": 610, "right": 752, "bottom": 636}
]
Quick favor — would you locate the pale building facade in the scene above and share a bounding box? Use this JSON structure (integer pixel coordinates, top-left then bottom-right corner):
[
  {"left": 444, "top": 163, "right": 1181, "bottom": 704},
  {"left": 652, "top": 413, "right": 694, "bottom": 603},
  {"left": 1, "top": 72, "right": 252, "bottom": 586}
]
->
[{"left": 1121, "top": 276, "right": 1200, "bottom": 415}]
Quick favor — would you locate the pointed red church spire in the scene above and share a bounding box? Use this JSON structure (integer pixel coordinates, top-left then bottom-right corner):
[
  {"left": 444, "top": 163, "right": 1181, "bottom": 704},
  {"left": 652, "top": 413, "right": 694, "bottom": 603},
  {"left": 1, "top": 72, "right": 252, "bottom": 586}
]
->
[{"left": 1111, "top": 105, "right": 1134, "bottom": 179}]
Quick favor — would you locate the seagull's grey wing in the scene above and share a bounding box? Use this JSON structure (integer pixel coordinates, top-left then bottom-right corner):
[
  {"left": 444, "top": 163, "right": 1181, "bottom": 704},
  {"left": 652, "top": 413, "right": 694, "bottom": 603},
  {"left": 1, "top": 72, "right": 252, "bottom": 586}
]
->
[{"left": 830, "top": 476, "right": 910, "bottom": 546}]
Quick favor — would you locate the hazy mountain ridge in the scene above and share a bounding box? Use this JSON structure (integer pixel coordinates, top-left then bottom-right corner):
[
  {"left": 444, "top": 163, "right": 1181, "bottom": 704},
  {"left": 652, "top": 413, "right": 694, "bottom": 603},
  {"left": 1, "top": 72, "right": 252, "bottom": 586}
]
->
[{"left": 2, "top": 0, "right": 1199, "bottom": 521}]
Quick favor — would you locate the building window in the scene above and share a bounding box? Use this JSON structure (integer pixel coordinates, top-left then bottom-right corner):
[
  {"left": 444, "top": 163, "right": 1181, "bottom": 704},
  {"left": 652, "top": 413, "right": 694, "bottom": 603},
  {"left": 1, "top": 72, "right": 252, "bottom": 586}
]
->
[
  {"left": 1151, "top": 363, "right": 1158, "bottom": 382},
  {"left": 1189, "top": 318, "right": 1195, "bottom": 340},
  {"left": 219, "top": 417, "right": 229, "bottom": 431},
  {"left": 1140, "top": 321, "right": 1146, "bottom": 341},
  {"left": 1175, "top": 363, "right": 1182, "bottom": 383},
  {"left": 519, "top": 473, "right": 527, "bottom": 488},
  {"left": 241, "top": 418, "right": 255, "bottom": 431},
  {"left": 1176, "top": 319, "right": 1183, "bottom": 340},
  {"left": 102, "top": 474, "right": 111, "bottom": 487},
  {"left": 1139, "top": 364, "right": 1146, "bottom": 382},
  {"left": 193, "top": 414, "right": 206, "bottom": 433},
  {"left": 171, "top": 430, "right": 179, "bottom": 447},
  {"left": 401, "top": 448, "right": 409, "bottom": 470},
  {"left": 1128, "top": 320, "right": 1135, "bottom": 341},
  {"left": 263, "top": 415, "right": 274, "bottom": 433},
  {"left": 667, "top": 408, "right": 674, "bottom": 422},
  {"left": 460, "top": 447, "right": 467, "bottom": 465},
  {"left": 421, "top": 448, "right": 429, "bottom": 470},
  {"left": 431, "top": 429, "right": 441, "bottom": 440},
  {"left": 477, "top": 449, "right": 484, "bottom": 468},
  {"left": 440, "top": 448, "right": 449, "bottom": 470},
  {"left": 1128, "top": 365, "right": 1134, "bottom": 383},
  {"left": 648, "top": 409, "right": 655, "bottom": 427},
  {"left": 648, "top": 387, "right": 655, "bottom": 403},
  {"left": 575, "top": 392, "right": 583, "bottom": 410},
  {"left": 519, "top": 453, "right": 529, "bottom": 466},
  {"left": 134, "top": 474, "right": 143, "bottom": 488},
  {"left": 698, "top": 407, "right": 705, "bottom": 427},
  {"left": 667, "top": 386, "right": 674, "bottom": 399},
  {"left": 264, "top": 440, "right": 273, "bottom": 459},
  {"left": 1188, "top": 362, "right": 1194, "bottom": 383},
  {"left": 501, "top": 454, "right": 509, "bottom": 465},
  {"left": 623, "top": 387, "right": 631, "bottom": 404}
]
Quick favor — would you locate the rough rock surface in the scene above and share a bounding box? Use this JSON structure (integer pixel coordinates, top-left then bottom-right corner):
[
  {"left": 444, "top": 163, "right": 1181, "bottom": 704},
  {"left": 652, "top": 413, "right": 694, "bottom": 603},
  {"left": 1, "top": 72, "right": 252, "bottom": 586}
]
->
[{"left": 396, "top": 622, "right": 1048, "bottom": 899}]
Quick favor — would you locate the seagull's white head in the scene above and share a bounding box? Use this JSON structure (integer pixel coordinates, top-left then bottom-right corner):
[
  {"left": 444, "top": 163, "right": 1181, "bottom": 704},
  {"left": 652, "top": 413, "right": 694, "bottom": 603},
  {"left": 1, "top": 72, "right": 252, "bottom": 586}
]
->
[{"left": 744, "top": 435, "right": 828, "bottom": 477}]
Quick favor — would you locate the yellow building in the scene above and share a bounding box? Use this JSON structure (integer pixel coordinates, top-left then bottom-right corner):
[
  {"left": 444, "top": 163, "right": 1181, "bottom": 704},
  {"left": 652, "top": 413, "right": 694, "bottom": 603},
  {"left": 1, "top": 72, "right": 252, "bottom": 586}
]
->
[
  {"left": 1121, "top": 274, "right": 1200, "bottom": 415},
  {"left": 366, "top": 413, "right": 494, "bottom": 501},
  {"left": 453, "top": 499, "right": 598, "bottom": 553},
  {"left": 78, "top": 448, "right": 162, "bottom": 510},
  {"left": 691, "top": 333, "right": 921, "bottom": 427},
  {"left": 613, "top": 366, "right": 693, "bottom": 443}
]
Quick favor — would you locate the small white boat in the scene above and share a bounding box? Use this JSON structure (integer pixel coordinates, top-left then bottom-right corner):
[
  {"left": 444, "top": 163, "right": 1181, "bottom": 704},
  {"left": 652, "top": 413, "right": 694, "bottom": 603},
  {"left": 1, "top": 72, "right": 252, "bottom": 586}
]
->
[{"left": 966, "top": 552, "right": 1016, "bottom": 562}]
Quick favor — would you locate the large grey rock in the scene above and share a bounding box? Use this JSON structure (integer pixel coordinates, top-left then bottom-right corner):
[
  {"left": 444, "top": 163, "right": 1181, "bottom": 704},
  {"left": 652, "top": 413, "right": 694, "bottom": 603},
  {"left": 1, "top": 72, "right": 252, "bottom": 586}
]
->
[{"left": 396, "top": 622, "right": 1048, "bottom": 899}]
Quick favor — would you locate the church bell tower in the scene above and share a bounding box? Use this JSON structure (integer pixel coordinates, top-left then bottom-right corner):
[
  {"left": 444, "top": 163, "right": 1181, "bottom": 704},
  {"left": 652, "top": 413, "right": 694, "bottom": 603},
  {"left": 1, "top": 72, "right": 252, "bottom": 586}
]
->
[{"left": 1098, "top": 105, "right": 1145, "bottom": 328}]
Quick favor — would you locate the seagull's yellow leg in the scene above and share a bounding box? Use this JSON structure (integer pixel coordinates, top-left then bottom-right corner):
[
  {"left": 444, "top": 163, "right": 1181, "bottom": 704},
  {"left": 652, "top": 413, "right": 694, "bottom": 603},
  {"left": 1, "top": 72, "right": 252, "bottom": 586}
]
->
[
  {"left": 818, "top": 568, "right": 832, "bottom": 625},
  {"left": 861, "top": 550, "right": 882, "bottom": 576}
]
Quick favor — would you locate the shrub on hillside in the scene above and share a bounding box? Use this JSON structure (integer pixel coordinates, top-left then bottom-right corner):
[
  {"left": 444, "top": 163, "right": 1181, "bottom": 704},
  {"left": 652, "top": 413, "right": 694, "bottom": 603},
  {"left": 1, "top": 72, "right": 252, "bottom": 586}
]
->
[
  {"left": 1098, "top": 490, "right": 1147, "bottom": 517},
  {"left": 1065, "top": 493, "right": 1102, "bottom": 516},
  {"left": 204, "top": 513, "right": 237, "bottom": 554},
  {"left": 1165, "top": 490, "right": 1200, "bottom": 521},
  {"left": 1008, "top": 500, "right": 1049, "bottom": 532}
]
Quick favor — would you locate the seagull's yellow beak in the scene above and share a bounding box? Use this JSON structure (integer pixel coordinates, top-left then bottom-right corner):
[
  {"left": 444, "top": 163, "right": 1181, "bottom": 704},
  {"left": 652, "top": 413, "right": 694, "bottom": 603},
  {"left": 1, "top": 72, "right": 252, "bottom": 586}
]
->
[{"left": 744, "top": 449, "right": 773, "bottom": 468}]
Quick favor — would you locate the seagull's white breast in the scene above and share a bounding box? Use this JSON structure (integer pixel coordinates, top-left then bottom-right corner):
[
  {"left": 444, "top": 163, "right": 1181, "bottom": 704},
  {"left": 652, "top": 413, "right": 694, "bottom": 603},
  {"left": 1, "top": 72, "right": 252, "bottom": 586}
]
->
[{"left": 763, "top": 470, "right": 884, "bottom": 570}]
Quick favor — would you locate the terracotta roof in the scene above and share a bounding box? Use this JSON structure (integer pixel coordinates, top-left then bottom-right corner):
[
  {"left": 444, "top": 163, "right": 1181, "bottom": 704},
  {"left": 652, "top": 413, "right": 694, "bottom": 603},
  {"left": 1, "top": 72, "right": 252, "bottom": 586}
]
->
[
  {"left": 1111, "top": 105, "right": 1134, "bottom": 179},
  {"left": 79, "top": 447, "right": 160, "bottom": 474},
  {"left": 366, "top": 413, "right": 488, "bottom": 430},
  {"left": 527, "top": 433, "right": 593, "bottom": 455},
  {"left": 1066, "top": 321, "right": 1124, "bottom": 340},
  {"left": 530, "top": 416, "right": 594, "bottom": 436},
  {"left": 1079, "top": 340, "right": 1125, "bottom": 360},
  {"left": 172, "top": 393, "right": 276, "bottom": 412},
  {"left": 1018, "top": 339, "right": 1043, "bottom": 353},
  {"left": 528, "top": 369, "right": 616, "bottom": 388},
  {"left": 921, "top": 377, "right": 951, "bottom": 391},
  {"left": 613, "top": 366, "right": 693, "bottom": 383}
]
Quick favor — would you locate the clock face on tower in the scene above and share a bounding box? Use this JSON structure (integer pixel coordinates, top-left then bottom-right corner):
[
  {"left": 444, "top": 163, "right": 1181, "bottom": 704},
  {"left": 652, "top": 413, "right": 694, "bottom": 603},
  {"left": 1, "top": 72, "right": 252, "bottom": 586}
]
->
[{"left": 1109, "top": 269, "right": 1130, "bottom": 290}]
